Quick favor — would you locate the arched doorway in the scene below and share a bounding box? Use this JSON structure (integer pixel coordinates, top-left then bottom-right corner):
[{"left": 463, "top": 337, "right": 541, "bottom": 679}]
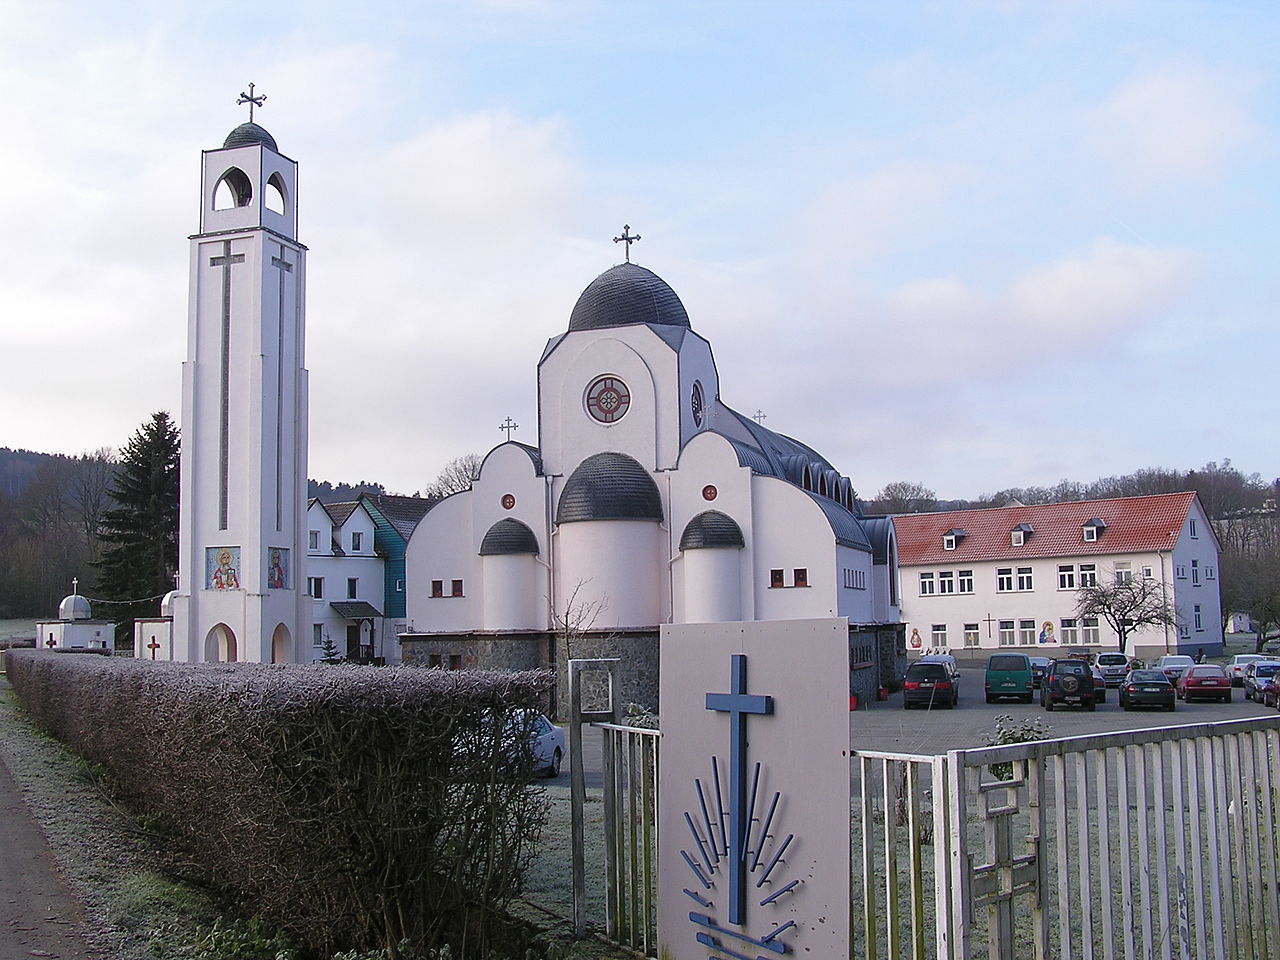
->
[
  {"left": 271, "top": 623, "right": 292, "bottom": 664},
  {"left": 204, "top": 623, "right": 238, "bottom": 662}
]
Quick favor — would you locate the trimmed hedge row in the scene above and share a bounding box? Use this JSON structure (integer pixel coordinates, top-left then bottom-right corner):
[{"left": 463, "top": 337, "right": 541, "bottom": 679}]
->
[{"left": 3, "top": 649, "right": 556, "bottom": 958}]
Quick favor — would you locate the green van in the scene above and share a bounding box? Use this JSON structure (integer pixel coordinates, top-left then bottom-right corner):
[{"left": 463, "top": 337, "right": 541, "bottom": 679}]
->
[{"left": 985, "top": 653, "right": 1034, "bottom": 703}]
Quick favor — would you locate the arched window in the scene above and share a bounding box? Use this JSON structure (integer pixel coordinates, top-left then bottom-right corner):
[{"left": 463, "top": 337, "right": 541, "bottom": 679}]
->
[
  {"left": 265, "top": 172, "right": 288, "bottom": 215},
  {"left": 213, "top": 167, "right": 253, "bottom": 209}
]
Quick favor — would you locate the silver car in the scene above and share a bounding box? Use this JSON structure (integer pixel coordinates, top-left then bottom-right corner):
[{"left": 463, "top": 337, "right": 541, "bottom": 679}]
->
[
  {"left": 1095, "top": 652, "right": 1132, "bottom": 687},
  {"left": 1243, "top": 661, "right": 1280, "bottom": 702}
]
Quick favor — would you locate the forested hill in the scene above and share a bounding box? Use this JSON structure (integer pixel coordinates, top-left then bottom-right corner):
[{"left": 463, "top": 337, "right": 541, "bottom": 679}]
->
[{"left": 0, "top": 447, "right": 66, "bottom": 497}]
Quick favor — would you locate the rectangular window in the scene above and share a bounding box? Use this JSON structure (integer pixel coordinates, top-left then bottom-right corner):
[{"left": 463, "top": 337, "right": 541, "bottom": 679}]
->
[
  {"left": 307, "top": 576, "right": 323, "bottom": 599},
  {"left": 1191, "top": 559, "right": 1200, "bottom": 585},
  {"left": 931, "top": 624, "right": 947, "bottom": 647},
  {"left": 793, "top": 568, "right": 808, "bottom": 588},
  {"left": 1084, "top": 526, "right": 1098, "bottom": 542},
  {"left": 1115, "top": 562, "right": 1133, "bottom": 584},
  {"left": 1176, "top": 564, "right": 1187, "bottom": 579},
  {"left": 1058, "top": 564, "right": 1076, "bottom": 590},
  {"left": 1190, "top": 518, "right": 1198, "bottom": 538},
  {"left": 428, "top": 654, "right": 442, "bottom": 668},
  {"left": 937, "top": 571, "right": 955, "bottom": 594},
  {"left": 1194, "top": 605, "right": 1203, "bottom": 631},
  {"left": 1017, "top": 567, "right": 1033, "bottom": 591},
  {"left": 998, "top": 620, "right": 1015, "bottom": 647},
  {"left": 958, "top": 570, "right": 974, "bottom": 593},
  {"left": 313, "top": 624, "right": 323, "bottom": 645},
  {"left": 1018, "top": 619, "right": 1037, "bottom": 644},
  {"left": 943, "top": 534, "right": 956, "bottom": 551},
  {"left": 451, "top": 579, "right": 464, "bottom": 597},
  {"left": 1011, "top": 530, "right": 1025, "bottom": 547},
  {"left": 1180, "top": 624, "right": 1190, "bottom": 638},
  {"left": 352, "top": 531, "right": 363, "bottom": 551},
  {"left": 431, "top": 579, "right": 443, "bottom": 597},
  {"left": 1060, "top": 618, "right": 1078, "bottom": 644},
  {"left": 919, "top": 572, "right": 936, "bottom": 596},
  {"left": 1142, "top": 565, "right": 1154, "bottom": 580},
  {"left": 1082, "top": 617, "right": 1100, "bottom": 643},
  {"left": 309, "top": 530, "right": 319, "bottom": 550},
  {"left": 770, "top": 569, "right": 784, "bottom": 589},
  {"left": 963, "top": 623, "right": 980, "bottom": 647},
  {"left": 1207, "top": 565, "right": 1216, "bottom": 580},
  {"left": 1079, "top": 564, "right": 1097, "bottom": 587},
  {"left": 347, "top": 577, "right": 358, "bottom": 599},
  {"left": 395, "top": 579, "right": 404, "bottom": 592},
  {"left": 997, "top": 568, "right": 1014, "bottom": 592},
  {"left": 449, "top": 654, "right": 463, "bottom": 671}
]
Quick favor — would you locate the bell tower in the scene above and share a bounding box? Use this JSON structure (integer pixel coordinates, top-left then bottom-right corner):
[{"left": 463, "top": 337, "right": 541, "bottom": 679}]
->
[{"left": 171, "top": 86, "right": 310, "bottom": 664}]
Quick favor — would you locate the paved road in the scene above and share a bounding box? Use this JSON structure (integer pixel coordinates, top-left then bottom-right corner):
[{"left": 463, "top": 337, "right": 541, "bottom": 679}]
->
[{"left": 0, "top": 758, "right": 100, "bottom": 959}]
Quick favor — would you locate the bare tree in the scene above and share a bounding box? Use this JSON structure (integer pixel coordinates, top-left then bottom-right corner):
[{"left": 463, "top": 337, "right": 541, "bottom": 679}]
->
[
  {"left": 1074, "top": 566, "right": 1177, "bottom": 654},
  {"left": 69, "top": 447, "right": 116, "bottom": 564},
  {"left": 421, "top": 453, "right": 483, "bottom": 499},
  {"left": 869, "top": 481, "right": 937, "bottom": 514}
]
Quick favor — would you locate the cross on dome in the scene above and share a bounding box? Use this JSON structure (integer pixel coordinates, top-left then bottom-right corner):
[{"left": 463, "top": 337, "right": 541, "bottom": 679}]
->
[
  {"left": 237, "top": 82, "right": 267, "bottom": 123},
  {"left": 613, "top": 224, "right": 641, "bottom": 263}
]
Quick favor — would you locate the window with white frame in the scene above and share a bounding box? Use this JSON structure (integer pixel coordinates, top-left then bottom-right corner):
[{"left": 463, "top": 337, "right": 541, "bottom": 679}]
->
[
  {"left": 964, "top": 623, "right": 980, "bottom": 647},
  {"left": 1191, "top": 560, "right": 1200, "bottom": 585},
  {"left": 938, "top": 571, "right": 955, "bottom": 594},
  {"left": 1079, "top": 563, "right": 1097, "bottom": 587},
  {"left": 998, "top": 620, "right": 1015, "bottom": 646},
  {"left": 958, "top": 569, "right": 974, "bottom": 593},
  {"left": 1142, "top": 565, "right": 1153, "bottom": 580},
  {"left": 347, "top": 577, "right": 358, "bottom": 599},
  {"left": 1011, "top": 530, "right": 1024, "bottom": 547},
  {"left": 1115, "top": 562, "right": 1133, "bottom": 584},
  {"left": 307, "top": 576, "right": 323, "bottom": 599},
  {"left": 1194, "top": 605, "right": 1203, "bottom": 631},
  {"left": 1060, "top": 618, "right": 1078, "bottom": 644},
  {"left": 943, "top": 534, "right": 956, "bottom": 551},
  {"left": 1018, "top": 619, "right": 1037, "bottom": 644},
  {"left": 1058, "top": 564, "right": 1075, "bottom": 590},
  {"left": 1207, "top": 565, "right": 1216, "bottom": 580},
  {"left": 1082, "top": 617, "right": 1100, "bottom": 643},
  {"left": 1190, "top": 518, "right": 1198, "bottom": 538},
  {"left": 997, "top": 568, "right": 1014, "bottom": 592},
  {"left": 1180, "top": 623, "right": 1190, "bottom": 638},
  {"left": 1083, "top": 526, "right": 1098, "bottom": 542},
  {"left": 1176, "top": 564, "right": 1187, "bottom": 579},
  {"left": 309, "top": 530, "right": 319, "bottom": 550},
  {"left": 352, "top": 531, "right": 363, "bottom": 552},
  {"left": 1016, "top": 567, "right": 1033, "bottom": 591},
  {"left": 931, "top": 624, "right": 948, "bottom": 647},
  {"left": 919, "top": 572, "right": 935, "bottom": 596}
]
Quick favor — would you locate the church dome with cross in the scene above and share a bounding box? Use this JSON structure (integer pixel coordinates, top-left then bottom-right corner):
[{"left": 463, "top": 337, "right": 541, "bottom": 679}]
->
[
  {"left": 567, "top": 262, "right": 691, "bottom": 333},
  {"left": 223, "top": 122, "right": 278, "bottom": 152}
]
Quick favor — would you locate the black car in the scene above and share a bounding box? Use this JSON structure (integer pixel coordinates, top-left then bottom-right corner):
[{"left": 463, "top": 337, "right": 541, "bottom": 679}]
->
[
  {"left": 1042, "top": 659, "right": 1098, "bottom": 711},
  {"left": 902, "top": 661, "right": 958, "bottom": 709},
  {"left": 1119, "top": 669, "right": 1176, "bottom": 712}
]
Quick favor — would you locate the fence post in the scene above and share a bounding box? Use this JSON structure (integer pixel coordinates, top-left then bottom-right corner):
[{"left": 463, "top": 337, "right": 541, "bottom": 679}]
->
[
  {"left": 947, "top": 750, "right": 972, "bottom": 960},
  {"left": 569, "top": 658, "right": 620, "bottom": 937}
]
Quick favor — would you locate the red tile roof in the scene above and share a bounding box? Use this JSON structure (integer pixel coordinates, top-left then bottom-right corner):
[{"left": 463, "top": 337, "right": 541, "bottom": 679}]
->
[{"left": 893, "top": 491, "right": 1199, "bottom": 566}]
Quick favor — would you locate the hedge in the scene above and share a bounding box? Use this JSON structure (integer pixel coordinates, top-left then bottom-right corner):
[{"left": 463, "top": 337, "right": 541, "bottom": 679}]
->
[{"left": 3, "top": 649, "right": 556, "bottom": 958}]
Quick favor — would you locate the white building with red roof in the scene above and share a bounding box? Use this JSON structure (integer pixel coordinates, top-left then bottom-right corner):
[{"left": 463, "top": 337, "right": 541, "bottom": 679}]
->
[{"left": 892, "top": 492, "right": 1223, "bottom": 662}]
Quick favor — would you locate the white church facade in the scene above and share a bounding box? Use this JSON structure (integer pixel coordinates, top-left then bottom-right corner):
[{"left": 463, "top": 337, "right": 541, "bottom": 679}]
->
[{"left": 400, "top": 260, "right": 904, "bottom": 709}]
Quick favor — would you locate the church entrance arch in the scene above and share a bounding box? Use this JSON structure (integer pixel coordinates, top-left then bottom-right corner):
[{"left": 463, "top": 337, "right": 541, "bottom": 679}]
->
[
  {"left": 204, "top": 623, "right": 238, "bottom": 662},
  {"left": 271, "top": 623, "right": 292, "bottom": 664}
]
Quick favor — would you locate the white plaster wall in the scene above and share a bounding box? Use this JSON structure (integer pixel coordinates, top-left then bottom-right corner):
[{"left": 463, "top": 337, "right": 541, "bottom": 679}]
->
[
  {"left": 834, "top": 544, "right": 877, "bottom": 623},
  {"left": 133, "top": 619, "right": 174, "bottom": 660},
  {"left": 555, "top": 521, "right": 664, "bottom": 629},
  {"left": 34, "top": 621, "right": 112, "bottom": 650},
  {"left": 681, "top": 549, "right": 742, "bottom": 622},
  {"left": 1169, "top": 499, "right": 1224, "bottom": 650},
  {"left": 404, "top": 492, "right": 479, "bottom": 632},
  {"left": 675, "top": 333, "right": 720, "bottom": 449},
  {"left": 481, "top": 554, "right": 543, "bottom": 629},
  {"left": 750, "top": 478, "right": 840, "bottom": 621},
  {"left": 307, "top": 501, "right": 334, "bottom": 554}
]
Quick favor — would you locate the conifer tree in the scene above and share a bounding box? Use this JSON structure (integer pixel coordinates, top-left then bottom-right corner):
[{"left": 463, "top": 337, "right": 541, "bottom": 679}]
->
[{"left": 95, "top": 412, "right": 180, "bottom": 643}]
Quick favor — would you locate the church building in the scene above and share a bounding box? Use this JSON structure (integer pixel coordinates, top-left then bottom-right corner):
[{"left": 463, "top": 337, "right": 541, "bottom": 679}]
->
[{"left": 400, "top": 255, "right": 904, "bottom": 709}]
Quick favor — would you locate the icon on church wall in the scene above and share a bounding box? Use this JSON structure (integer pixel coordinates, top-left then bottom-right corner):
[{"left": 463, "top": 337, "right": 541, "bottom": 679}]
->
[
  {"left": 1039, "top": 621, "right": 1056, "bottom": 644},
  {"left": 206, "top": 547, "right": 241, "bottom": 590},
  {"left": 909, "top": 627, "right": 923, "bottom": 649},
  {"left": 267, "top": 548, "right": 289, "bottom": 589},
  {"left": 585, "top": 375, "right": 631, "bottom": 423}
]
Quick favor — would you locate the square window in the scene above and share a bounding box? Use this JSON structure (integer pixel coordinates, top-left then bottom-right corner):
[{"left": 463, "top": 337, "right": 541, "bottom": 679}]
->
[
  {"left": 1083, "top": 526, "right": 1098, "bottom": 542},
  {"left": 449, "top": 654, "right": 462, "bottom": 670},
  {"left": 428, "top": 654, "right": 442, "bottom": 668},
  {"left": 1079, "top": 564, "right": 1097, "bottom": 587},
  {"left": 943, "top": 534, "right": 956, "bottom": 551},
  {"left": 919, "top": 572, "right": 935, "bottom": 596},
  {"left": 431, "top": 580, "right": 443, "bottom": 598},
  {"left": 770, "top": 569, "right": 784, "bottom": 588},
  {"left": 347, "top": 577, "right": 358, "bottom": 599},
  {"left": 1058, "top": 564, "right": 1076, "bottom": 590},
  {"left": 1142, "top": 566, "right": 1154, "bottom": 580},
  {"left": 1016, "top": 567, "right": 1033, "bottom": 591},
  {"left": 793, "top": 568, "right": 808, "bottom": 588},
  {"left": 1176, "top": 565, "right": 1187, "bottom": 580},
  {"left": 958, "top": 570, "right": 974, "bottom": 593},
  {"left": 963, "top": 623, "right": 980, "bottom": 647},
  {"left": 1115, "top": 563, "right": 1133, "bottom": 584},
  {"left": 451, "top": 579, "right": 464, "bottom": 597},
  {"left": 997, "top": 568, "right": 1014, "bottom": 592},
  {"left": 937, "top": 571, "right": 955, "bottom": 594}
]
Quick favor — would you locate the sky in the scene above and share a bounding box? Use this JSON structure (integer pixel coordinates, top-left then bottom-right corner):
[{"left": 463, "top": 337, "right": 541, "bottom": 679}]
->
[{"left": 2, "top": 0, "right": 1277, "bottom": 501}]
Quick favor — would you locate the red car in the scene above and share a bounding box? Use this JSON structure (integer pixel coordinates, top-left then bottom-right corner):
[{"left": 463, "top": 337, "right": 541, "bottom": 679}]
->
[{"left": 1175, "top": 665, "right": 1232, "bottom": 703}]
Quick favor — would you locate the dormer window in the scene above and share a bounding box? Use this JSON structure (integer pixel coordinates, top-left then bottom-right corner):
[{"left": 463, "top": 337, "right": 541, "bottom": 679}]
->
[
  {"left": 943, "top": 528, "right": 966, "bottom": 551},
  {"left": 1010, "top": 523, "right": 1033, "bottom": 547},
  {"left": 1082, "top": 518, "right": 1106, "bottom": 543}
]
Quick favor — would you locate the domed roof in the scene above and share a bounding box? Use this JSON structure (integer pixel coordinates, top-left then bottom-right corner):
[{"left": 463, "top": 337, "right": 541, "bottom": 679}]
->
[
  {"left": 58, "top": 594, "right": 92, "bottom": 621},
  {"left": 556, "top": 452, "right": 664, "bottom": 524},
  {"left": 479, "top": 519, "right": 540, "bottom": 556},
  {"left": 223, "top": 122, "right": 279, "bottom": 152},
  {"left": 568, "top": 263, "right": 691, "bottom": 333},
  {"left": 679, "top": 511, "right": 745, "bottom": 550}
]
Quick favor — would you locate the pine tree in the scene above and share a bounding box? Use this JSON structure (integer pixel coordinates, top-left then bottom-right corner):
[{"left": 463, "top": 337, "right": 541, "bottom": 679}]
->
[{"left": 94, "top": 412, "right": 180, "bottom": 645}]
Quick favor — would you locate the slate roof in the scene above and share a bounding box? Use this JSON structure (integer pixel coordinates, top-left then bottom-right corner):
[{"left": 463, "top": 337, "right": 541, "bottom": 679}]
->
[
  {"left": 330, "top": 600, "right": 384, "bottom": 619},
  {"left": 679, "top": 510, "right": 745, "bottom": 550},
  {"left": 806, "top": 492, "right": 872, "bottom": 551},
  {"left": 892, "top": 492, "right": 1200, "bottom": 566},
  {"left": 223, "top": 122, "right": 278, "bottom": 152},
  {"left": 325, "top": 501, "right": 359, "bottom": 527},
  {"left": 479, "top": 519, "right": 540, "bottom": 556},
  {"left": 568, "top": 263, "right": 692, "bottom": 332},
  {"left": 556, "top": 452, "right": 664, "bottom": 524},
  {"left": 859, "top": 516, "right": 896, "bottom": 564},
  {"left": 360, "top": 494, "right": 437, "bottom": 540}
]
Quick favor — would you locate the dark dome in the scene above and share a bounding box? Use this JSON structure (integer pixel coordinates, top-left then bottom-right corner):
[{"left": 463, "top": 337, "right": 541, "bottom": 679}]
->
[
  {"left": 479, "top": 519, "right": 540, "bottom": 556},
  {"left": 679, "top": 511, "right": 745, "bottom": 550},
  {"left": 556, "top": 452, "right": 664, "bottom": 524},
  {"left": 568, "top": 263, "right": 691, "bottom": 332},
  {"left": 223, "top": 122, "right": 278, "bottom": 152}
]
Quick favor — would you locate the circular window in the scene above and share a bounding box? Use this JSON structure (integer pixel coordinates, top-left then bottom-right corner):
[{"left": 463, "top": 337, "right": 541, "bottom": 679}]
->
[
  {"left": 501, "top": 494, "right": 516, "bottom": 510},
  {"left": 690, "top": 380, "right": 705, "bottom": 427},
  {"left": 585, "top": 375, "right": 631, "bottom": 424},
  {"left": 702, "top": 485, "right": 718, "bottom": 501}
]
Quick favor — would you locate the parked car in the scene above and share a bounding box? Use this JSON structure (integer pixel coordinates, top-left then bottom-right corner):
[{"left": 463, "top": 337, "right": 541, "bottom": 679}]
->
[
  {"left": 1261, "top": 674, "right": 1280, "bottom": 709},
  {"left": 902, "top": 659, "right": 959, "bottom": 709},
  {"left": 1042, "top": 659, "right": 1098, "bottom": 711},
  {"left": 1154, "top": 655, "right": 1196, "bottom": 682},
  {"left": 1090, "top": 663, "right": 1108, "bottom": 704},
  {"left": 1176, "top": 665, "right": 1232, "bottom": 703},
  {"left": 1227, "top": 654, "right": 1266, "bottom": 686},
  {"left": 457, "top": 710, "right": 565, "bottom": 778},
  {"left": 985, "top": 653, "right": 1034, "bottom": 703},
  {"left": 1095, "top": 651, "right": 1133, "bottom": 686},
  {"left": 1243, "top": 661, "right": 1280, "bottom": 702},
  {"left": 1119, "top": 669, "right": 1176, "bottom": 712},
  {"left": 1029, "top": 656, "right": 1052, "bottom": 689}
]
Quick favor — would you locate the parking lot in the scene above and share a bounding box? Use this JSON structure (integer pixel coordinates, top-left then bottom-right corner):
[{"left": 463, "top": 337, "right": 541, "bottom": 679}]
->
[{"left": 851, "top": 665, "right": 1278, "bottom": 755}]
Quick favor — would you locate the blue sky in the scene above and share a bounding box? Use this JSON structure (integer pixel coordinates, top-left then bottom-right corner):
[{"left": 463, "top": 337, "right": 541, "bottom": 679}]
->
[{"left": 2, "top": 1, "right": 1276, "bottom": 499}]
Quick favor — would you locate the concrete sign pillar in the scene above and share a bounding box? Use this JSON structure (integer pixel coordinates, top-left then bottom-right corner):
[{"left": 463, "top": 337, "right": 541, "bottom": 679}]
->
[{"left": 658, "top": 618, "right": 851, "bottom": 959}]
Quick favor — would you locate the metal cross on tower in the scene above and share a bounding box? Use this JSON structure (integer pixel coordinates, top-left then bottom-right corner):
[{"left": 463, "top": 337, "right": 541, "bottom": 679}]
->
[
  {"left": 613, "top": 224, "right": 641, "bottom": 262},
  {"left": 752, "top": 409, "right": 767, "bottom": 425},
  {"left": 237, "top": 83, "right": 267, "bottom": 123},
  {"left": 499, "top": 417, "right": 519, "bottom": 441}
]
